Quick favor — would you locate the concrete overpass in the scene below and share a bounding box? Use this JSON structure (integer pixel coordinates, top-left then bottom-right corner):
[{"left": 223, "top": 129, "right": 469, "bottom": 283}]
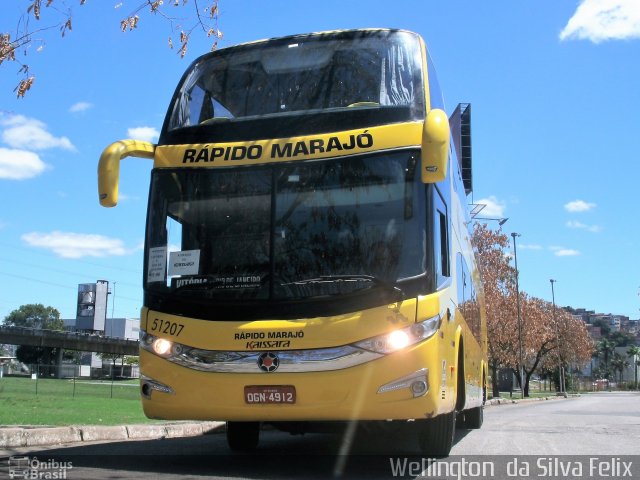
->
[{"left": 0, "top": 325, "right": 139, "bottom": 356}]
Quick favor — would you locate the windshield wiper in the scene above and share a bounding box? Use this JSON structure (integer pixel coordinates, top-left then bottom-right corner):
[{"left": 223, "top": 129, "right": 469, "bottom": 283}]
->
[{"left": 284, "top": 275, "right": 406, "bottom": 301}]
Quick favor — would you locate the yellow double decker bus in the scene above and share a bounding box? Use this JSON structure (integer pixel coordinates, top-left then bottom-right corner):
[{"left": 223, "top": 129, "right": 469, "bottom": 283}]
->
[{"left": 98, "top": 29, "right": 487, "bottom": 456}]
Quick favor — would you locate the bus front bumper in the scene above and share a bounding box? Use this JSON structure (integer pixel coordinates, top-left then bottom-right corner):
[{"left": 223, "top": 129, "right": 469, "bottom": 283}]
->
[{"left": 139, "top": 342, "right": 455, "bottom": 422}]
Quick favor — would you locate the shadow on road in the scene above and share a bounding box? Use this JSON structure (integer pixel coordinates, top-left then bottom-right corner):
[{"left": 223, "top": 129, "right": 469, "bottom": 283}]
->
[{"left": 6, "top": 424, "right": 474, "bottom": 479}]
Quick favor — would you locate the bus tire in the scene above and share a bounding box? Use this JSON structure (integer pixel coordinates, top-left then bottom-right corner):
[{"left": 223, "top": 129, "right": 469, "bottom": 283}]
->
[
  {"left": 463, "top": 405, "right": 483, "bottom": 429},
  {"left": 464, "top": 375, "right": 485, "bottom": 429},
  {"left": 418, "top": 411, "right": 456, "bottom": 457},
  {"left": 226, "top": 421, "right": 260, "bottom": 452}
]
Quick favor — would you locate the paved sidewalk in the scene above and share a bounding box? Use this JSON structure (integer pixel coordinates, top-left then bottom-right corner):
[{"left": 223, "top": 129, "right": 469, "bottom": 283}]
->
[{"left": 0, "top": 421, "right": 224, "bottom": 449}]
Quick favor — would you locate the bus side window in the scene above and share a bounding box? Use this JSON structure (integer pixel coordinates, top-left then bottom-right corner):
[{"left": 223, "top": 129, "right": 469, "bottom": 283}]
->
[
  {"left": 456, "top": 253, "right": 467, "bottom": 310},
  {"left": 434, "top": 187, "right": 450, "bottom": 285}
]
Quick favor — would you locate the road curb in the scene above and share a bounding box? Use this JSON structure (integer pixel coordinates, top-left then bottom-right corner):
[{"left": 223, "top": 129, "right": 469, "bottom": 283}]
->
[
  {"left": 2, "top": 394, "right": 582, "bottom": 448},
  {"left": 0, "top": 421, "right": 224, "bottom": 449},
  {"left": 486, "top": 393, "right": 578, "bottom": 406}
]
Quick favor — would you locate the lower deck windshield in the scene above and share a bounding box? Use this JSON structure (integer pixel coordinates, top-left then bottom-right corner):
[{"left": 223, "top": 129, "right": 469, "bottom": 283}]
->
[{"left": 145, "top": 152, "right": 427, "bottom": 308}]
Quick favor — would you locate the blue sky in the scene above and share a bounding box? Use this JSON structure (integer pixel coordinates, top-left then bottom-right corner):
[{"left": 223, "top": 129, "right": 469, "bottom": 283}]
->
[{"left": 1, "top": 0, "right": 639, "bottom": 322}]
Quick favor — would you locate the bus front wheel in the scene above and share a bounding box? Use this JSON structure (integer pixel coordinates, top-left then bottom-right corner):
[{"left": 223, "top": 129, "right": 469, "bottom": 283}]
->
[
  {"left": 417, "top": 411, "right": 456, "bottom": 457},
  {"left": 226, "top": 421, "right": 260, "bottom": 452},
  {"left": 463, "top": 405, "right": 483, "bottom": 429}
]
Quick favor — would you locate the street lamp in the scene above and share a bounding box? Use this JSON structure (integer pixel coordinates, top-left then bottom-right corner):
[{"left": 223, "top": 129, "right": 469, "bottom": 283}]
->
[
  {"left": 511, "top": 232, "right": 525, "bottom": 398},
  {"left": 475, "top": 217, "right": 509, "bottom": 226},
  {"left": 550, "top": 279, "right": 566, "bottom": 395}
]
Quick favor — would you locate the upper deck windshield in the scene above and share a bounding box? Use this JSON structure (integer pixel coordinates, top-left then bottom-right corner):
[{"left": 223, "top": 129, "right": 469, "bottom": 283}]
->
[{"left": 162, "top": 30, "right": 424, "bottom": 141}]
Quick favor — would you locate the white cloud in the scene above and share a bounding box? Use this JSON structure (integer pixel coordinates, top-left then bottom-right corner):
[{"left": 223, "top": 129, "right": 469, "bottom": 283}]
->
[
  {"left": 519, "top": 244, "right": 543, "bottom": 250},
  {"left": 550, "top": 246, "right": 581, "bottom": 257},
  {"left": 0, "top": 147, "right": 48, "bottom": 180},
  {"left": 1, "top": 114, "right": 75, "bottom": 151},
  {"left": 117, "top": 192, "right": 140, "bottom": 202},
  {"left": 22, "top": 231, "right": 131, "bottom": 258},
  {"left": 474, "top": 195, "right": 506, "bottom": 218},
  {"left": 69, "top": 102, "right": 93, "bottom": 113},
  {"left": 566, "top": 220, "right": 602, "bottom": 232},
  {"left": 127, "top": 126, "right": 159, "bottom": 143},
  {"left": 555, "top": 249, "right": 581, "bottom": 257},
  {"left": 560, "top": 0, "right": 640, "bottom": 43},
  {"left": 564, "top": 199, "right": 596, "bottom": 212}
]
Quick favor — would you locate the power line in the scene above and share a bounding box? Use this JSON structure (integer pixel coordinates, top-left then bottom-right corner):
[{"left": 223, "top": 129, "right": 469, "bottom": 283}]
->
[
  {"left": 0, "top": 271, "right": 141, "bottom": 304},
  {"left": 0, "top": 256, "right": 140, "bottom": 290},
  {"left": 0, "top": 241, "right": 143, "bottom": 276}
]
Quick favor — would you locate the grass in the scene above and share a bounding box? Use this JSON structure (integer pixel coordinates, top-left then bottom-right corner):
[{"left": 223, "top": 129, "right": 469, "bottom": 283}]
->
[{"left": 0, "top": 376, "right": 159, "bottom": 426}]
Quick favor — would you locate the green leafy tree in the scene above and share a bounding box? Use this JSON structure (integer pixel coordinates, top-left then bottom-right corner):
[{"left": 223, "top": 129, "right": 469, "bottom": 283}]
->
[
  {"left": 627, "top": 345, "right": 640, "bottom": 389},
  {"left": 4, "top": 303, "right": 63, "bottom": 367},
  {"left": 595, "top": 338, "right": 616, "bottom": 380},
  {"left": 609, "top": 331, "right": 635, "bottom": 347},
  {"left": 3, "top": 303, "right": 63, "bottom": 330},
  {"left": 124, "top": 355, "right": 139, "bottom": 365},
  {"left": 611, "top": 353, "right": 630, "bottom": 384},
  {"left": 592, "top": 319, "right": 611, "bottom": 338}
]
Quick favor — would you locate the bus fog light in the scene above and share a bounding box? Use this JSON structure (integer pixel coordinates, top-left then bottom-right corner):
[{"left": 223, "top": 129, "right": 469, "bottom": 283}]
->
[
  {"left": 153, "top": 338, "right": 173, "bottom": 356},
  {"left": 140, "top": 376, "right": 175, "bottom": 398},
  {"left": 377, "top": 368, "right": 429, "bottom": 396},
  {"left": 410, "top": 380, "right": 428, "bottom": 397}
]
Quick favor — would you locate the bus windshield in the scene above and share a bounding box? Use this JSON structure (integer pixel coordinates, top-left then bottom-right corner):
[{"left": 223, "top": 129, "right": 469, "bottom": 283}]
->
[
  {"left": 166, "top": 30, "right": 424, "bottom": 131},
  {"left": 145, "top": 152, "right": 426, "bottom": 306}
]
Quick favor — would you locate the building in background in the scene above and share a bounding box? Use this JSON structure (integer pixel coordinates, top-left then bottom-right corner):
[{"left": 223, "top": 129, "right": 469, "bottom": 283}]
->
[
  {"left": 63, "top": 281, "right": 140, "bottom": 370},
  {"left": 76, "top": 280, "right": 109, "bottom": 332}
]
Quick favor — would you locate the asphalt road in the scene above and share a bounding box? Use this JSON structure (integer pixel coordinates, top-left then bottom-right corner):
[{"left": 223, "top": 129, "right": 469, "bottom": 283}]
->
[{"left": 2, "top": 392, "right": 639, "bottom": 479}]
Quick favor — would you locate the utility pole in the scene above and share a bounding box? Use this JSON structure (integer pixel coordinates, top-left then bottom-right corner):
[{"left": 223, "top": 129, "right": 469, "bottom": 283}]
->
[
  {"left": 111, "top": 281, "right": 116, "bottom": 319},
  {"left": 511, "top": 232, "right": 525, "bottom": 399},
  {"left": 550, "top": 279, "right": 566, "bottom": 395}
]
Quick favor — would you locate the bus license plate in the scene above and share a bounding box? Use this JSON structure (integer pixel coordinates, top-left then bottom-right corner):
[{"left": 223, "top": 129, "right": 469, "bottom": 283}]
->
[{"left": 244, "top": 385, "right": 296, "bottom": 404}]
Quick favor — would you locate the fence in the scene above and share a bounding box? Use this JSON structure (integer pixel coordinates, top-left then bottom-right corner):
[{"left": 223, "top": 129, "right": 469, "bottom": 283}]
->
[
  {"left": 1, "top": 361, "right": 139, "bottom": 378},
  {"left": 0, "top": 363, "right": 140, "bottom": 400}
]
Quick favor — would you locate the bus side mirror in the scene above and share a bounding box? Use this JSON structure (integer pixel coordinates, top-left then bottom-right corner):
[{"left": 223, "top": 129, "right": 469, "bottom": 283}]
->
[
  {"left": 421, "top": 108, "right": 450, "bottom": 183},
  {"left": 98, "top": 140, "right": 155, "bottom": 207}
]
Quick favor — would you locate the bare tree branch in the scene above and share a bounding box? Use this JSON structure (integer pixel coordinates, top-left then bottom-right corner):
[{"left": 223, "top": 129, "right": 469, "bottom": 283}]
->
[{"left": 2, "top": 0, "right": 221, "bottom": 97}]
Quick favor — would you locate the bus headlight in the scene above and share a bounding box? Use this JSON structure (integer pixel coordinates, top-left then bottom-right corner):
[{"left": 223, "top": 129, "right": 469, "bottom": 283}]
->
[
  {"left": 152, "top": 338, "right": 173, "bottom": 356},
  {"left": 141, "top": 331, "right": 184, "bottom": 358},
  {"left": 388, "top": 330, "right": 410, "bottom": 350},
  {"left": 353, "top": 316, "right": 440, "bottom": 354}
]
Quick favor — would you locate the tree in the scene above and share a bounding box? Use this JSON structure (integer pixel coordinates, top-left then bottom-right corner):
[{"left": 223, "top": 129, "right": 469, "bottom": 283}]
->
[
  {"left": 1, "top": 0, "right": 222, "bottom": 97},
  {"left": 539, "top": 305, "right": 593, "bottom": 392},
  {"left": 471, "top": 223, "right": 518, "bottom": 397},
  {"left": 518, "top": 295, "right": 557, "bottom": 396},
  {"left": 611, "top": 353, "right": 630, "bottom": 384},
  {"left": 595, "top": 338, "right": 616, "bottom": 380},
  {"left": 627, "top": 345, "right": 640, "bottom": 390},
  {"left": 592, "top": 318, "right": 611, "bottom": 338},
  {"left": 3, "top": 303, "right": 63, "bottom": 368},
  {"left": 609, "top": 330, "right": 635, "bottom": 347},
  {"left": 3, "top": 303, "right": 64, "bottom": 330},
  {"left": 16, "top": 345, "right": 47, "bottom": 364},
  {"left": 472, "top": 223, "right": 593, "bottom": 397},
  {"left": 124, "top": 355, "right": 139, "bottom": 365}
]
